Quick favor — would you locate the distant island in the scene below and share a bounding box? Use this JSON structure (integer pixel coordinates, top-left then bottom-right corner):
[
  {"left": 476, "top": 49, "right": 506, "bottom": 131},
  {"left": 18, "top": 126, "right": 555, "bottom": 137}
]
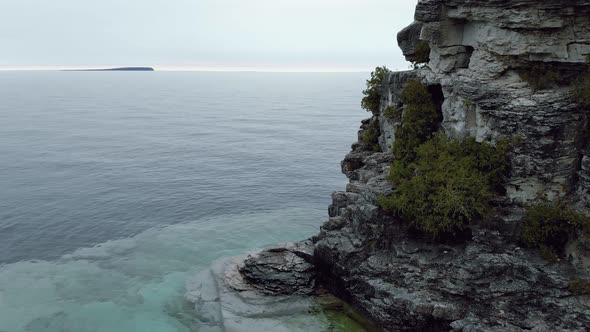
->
[{"left": 62, "top": 67, "right": 155, "bottom": 72}]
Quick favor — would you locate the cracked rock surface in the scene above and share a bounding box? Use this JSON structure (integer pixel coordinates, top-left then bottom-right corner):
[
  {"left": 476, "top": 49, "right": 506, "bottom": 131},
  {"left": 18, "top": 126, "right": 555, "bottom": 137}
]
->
[
  {"left": 314, "top": 142, "right": 590, "bottom": 331},
  {"left": 398, "top": 0, "right": 590, "bottom": 207}
]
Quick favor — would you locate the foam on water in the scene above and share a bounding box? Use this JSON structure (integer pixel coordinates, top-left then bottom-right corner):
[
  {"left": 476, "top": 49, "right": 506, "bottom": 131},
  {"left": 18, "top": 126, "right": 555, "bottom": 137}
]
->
[{"left": 0, "top": 208, "right": 323, "bottom": 332}]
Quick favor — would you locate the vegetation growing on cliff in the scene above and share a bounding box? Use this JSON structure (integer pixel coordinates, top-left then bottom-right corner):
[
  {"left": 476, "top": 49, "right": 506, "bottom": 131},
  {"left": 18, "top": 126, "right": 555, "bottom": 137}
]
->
[
  {"left": 519, "top": 63, "right": 561, "bottom": 91},
  {"left": 381, "top": 134, "right": 510, "bottom": 236},
  {"left": 392, "top": 80, "right": 440, "bottom": 165},
  {"left": 463, "top": 99, "right": 475, "bottom": 108},
  {"left": 379, "top": 80, "right": 510, "bottom": 237},
  {"left": 383, "top": 105, "right": 398, "bottom": 120},
  {"left": 362, "top": 119, "right": 382, "bottom": 152},
  {"left": 361, "top": 67, "right": 389, "bottom": 114},
  {"left": 575, "top": 74, "right": 590, "bottom": 105},
  {"left": 573, "top": 55, "right": 590, "bottom": 106},
  {"left": 412, "top": 41, "right": 431, "bottom": 68},
  {"left": 569, "top": 278, "right": 590, "bottom": 295},
  {"left": 521, "top": 200, "right": 590, "bottom": 258}
]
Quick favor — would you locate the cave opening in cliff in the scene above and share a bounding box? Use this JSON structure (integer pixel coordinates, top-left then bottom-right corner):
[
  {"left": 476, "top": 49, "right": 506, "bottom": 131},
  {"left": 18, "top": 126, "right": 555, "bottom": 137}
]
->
[
  {"left": 462, "top": 46, "right": 475, "bottom": 68},
  {"left": 427, "top": 84, "right": 445, "bottom": 127}
]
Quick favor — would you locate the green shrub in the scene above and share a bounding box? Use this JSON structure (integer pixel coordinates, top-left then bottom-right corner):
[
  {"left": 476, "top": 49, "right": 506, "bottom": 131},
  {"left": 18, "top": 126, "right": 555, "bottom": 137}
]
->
[
  {"left": 380, "top": 79, "right": 509, "bottom": 238},
  {"left": 539, "top": 245, "right": 560, "bottom": 263},
  {"left": 573, "top": 56, "right": 590, "bottom": 106},
  {"left": 412, "top": 41, "right": 431, "bottom": 68},
  {"left": 574, "top": 73, "right": 590, "bottom": 106},
  {"left": 569, "top": 278, "right": 590, "bottom": 295},
  {"left": 392, "top": 80, "right": 440, "bottom": 165},
  {"left": 521, "top": 201, "right": 590, "bottom": 258},
  {"left": 519, "top": 63, "right": 560, "bottom": 91},
  {"left": 380, "top": 133, "right": 510, "bottom": 237},
  {"left": 383, "top": 105, "right": 398, "bottom": 120},
  {"left": 463, "top": 99, "right": 475, "bottom": 108},
  {"left": 361, "top": 67, "right": 389, "bottom": 114},
  {"left": 362, "top": 119, "right": 381, "bottom": 152}
]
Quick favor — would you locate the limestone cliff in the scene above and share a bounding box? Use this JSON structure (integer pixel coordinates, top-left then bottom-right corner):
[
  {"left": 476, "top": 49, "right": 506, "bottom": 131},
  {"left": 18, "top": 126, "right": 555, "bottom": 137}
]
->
[
  {"left": 395, "top": 0, "right": 590, "bottom": 207},
  {"left": 314, "top": 1, "right": 590, "bottom": 330},
  {"left": 187, "top": 1, "right": 590, "bottom": 331}
]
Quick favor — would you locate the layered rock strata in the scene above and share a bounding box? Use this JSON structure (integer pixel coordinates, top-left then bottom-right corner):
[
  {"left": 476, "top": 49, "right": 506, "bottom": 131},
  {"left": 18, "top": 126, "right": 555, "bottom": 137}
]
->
[
  {"left": 314, "top": 141, "right": 590, "bottom": 331},
  {"left": 400, "top": 0, "right": 590, "bottom": 206}
]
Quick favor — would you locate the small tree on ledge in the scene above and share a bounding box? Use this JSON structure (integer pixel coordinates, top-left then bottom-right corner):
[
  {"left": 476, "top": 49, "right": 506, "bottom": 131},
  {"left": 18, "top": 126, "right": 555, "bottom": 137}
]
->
[
  {"left": 361, "top": 66, "right": 389, "bottom": 114},
  {"left": 412, "top": 41, "right": 431, "bottom": 69}
]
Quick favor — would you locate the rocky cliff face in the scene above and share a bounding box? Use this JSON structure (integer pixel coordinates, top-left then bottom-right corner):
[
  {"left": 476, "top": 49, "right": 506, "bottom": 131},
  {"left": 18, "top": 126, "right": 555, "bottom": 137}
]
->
[
  {"left": 314, "top": 144, "right": 590, "bottom": 331},
  {"left": 397, "top": 0, "right": 590, "bottom": 207},
  {"left": 187, "top": 1, "right": 590, "bottom": 331}
]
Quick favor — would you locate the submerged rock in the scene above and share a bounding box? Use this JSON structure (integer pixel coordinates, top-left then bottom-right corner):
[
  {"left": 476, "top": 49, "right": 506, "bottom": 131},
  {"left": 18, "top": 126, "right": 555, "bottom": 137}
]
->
[
  {"left": 185, "top": 249, "right": 375, "bottom": 332},
  {"left": 185, "top": 256, "right": 323, "bottom": 332}
]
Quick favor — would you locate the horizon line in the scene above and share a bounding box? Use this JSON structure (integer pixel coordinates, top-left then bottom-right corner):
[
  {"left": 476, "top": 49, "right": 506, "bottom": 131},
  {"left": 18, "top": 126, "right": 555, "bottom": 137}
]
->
[
  {"left": 0, "top": 64, "right": 410, "bottom": 73},
  {"left": 0, "top": 69, "right": 371, "bottom": 73}
]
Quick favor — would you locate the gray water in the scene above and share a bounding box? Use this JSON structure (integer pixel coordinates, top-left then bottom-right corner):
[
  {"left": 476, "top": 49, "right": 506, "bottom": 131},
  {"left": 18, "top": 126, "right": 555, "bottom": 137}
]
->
[{"left": 0, "top": 71, "right": 368, "bottom": 331}]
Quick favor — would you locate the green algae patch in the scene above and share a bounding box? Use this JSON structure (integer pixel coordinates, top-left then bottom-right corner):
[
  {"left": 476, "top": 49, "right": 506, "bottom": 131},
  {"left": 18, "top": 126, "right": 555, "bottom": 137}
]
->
[{"left": 314, "top": 294, "right": 381, "bottom": 332}]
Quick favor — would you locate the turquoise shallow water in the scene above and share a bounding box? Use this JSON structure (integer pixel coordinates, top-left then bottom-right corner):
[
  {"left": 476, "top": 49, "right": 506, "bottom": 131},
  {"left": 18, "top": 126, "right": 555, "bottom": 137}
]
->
[
  {"left": 0, "top": 71, "right": 367, "bottom": 331},
  {"left": 0, "top": 209, "right": 324, "bottom": 331}
]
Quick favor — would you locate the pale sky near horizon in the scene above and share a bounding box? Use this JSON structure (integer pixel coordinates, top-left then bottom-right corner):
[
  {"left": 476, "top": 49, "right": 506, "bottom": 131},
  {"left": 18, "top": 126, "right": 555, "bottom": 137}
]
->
[{"left": 0, "top": 0, "right": 418, "bottom": 71}]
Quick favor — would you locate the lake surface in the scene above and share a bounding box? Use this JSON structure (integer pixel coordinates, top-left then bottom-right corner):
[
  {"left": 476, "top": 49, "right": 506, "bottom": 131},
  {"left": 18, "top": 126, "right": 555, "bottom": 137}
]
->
[{"left": 0, "top": 71, "right": 368, "bottom": 331}]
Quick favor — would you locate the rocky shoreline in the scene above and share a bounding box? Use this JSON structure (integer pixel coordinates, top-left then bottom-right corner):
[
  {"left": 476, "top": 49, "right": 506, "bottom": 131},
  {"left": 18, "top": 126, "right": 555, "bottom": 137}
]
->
[
  {"left": 185, "top": 1, "right": 590, "bottom": 331},
  {"left": 314, "top": 143, "right": 590, "bottom": 331},
  {"left": 185, "top": 131, "right": 590, "bottom": 331}
]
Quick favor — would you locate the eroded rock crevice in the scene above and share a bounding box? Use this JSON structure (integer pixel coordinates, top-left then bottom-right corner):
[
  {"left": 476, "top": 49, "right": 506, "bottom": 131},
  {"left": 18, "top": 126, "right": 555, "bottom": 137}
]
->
[
  {"left": 428, "top": 83, "right": 445, "bottom": 121},
  {"left": 575, "top": 112, "right": 590, "bottom": 209}
]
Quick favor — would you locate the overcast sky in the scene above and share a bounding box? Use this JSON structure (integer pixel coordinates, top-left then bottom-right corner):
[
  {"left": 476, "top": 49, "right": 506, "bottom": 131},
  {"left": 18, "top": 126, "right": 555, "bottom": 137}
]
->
[{"left": 0, "top": 0, "right": 417, "bottom": 71}]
